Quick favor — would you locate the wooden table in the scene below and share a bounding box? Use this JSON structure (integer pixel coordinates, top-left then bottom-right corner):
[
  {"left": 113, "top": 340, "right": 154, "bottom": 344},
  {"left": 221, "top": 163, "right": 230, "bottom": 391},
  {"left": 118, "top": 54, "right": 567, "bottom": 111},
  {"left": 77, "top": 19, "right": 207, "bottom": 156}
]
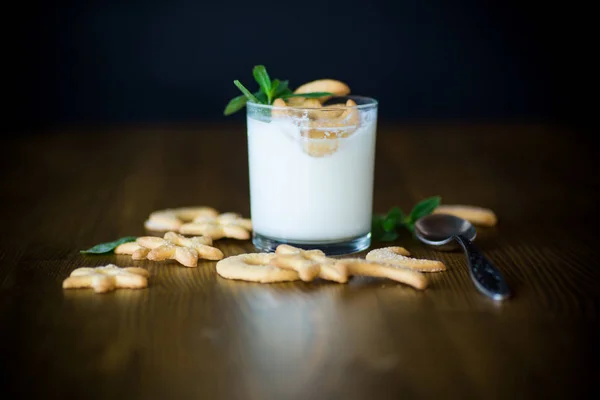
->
[{"left": 1, "top": 123, "right": 598, "bottom": 399}]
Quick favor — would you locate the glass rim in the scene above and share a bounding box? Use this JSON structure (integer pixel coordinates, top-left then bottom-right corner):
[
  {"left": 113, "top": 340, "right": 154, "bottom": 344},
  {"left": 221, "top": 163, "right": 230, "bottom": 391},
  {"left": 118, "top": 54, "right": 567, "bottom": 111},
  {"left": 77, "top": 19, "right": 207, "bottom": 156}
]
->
[{"left": 247, "top": 95, "right": 378, "bottom": 111}]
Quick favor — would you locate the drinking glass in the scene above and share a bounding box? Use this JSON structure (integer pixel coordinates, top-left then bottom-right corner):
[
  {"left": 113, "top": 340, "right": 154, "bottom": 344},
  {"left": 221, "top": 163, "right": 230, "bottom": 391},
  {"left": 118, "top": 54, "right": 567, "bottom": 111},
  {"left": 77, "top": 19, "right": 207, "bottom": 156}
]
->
[{"left": 246, "top": 96, "right": 378, "bottom": 255}]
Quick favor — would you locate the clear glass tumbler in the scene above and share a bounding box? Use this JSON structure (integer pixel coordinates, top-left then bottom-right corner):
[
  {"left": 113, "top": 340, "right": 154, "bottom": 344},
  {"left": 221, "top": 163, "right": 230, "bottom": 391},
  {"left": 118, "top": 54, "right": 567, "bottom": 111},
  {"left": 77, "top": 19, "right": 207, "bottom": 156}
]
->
[{"left": 247, "top": 96, "right": 378, "bottom": 255}]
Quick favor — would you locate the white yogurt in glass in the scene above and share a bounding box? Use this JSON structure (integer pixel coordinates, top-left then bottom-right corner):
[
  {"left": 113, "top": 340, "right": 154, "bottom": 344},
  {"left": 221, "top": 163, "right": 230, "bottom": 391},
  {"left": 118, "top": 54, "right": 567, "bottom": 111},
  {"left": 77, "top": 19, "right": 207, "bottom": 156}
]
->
[{"left": 247, "top": 97, "right": 378, "bottom": 254}]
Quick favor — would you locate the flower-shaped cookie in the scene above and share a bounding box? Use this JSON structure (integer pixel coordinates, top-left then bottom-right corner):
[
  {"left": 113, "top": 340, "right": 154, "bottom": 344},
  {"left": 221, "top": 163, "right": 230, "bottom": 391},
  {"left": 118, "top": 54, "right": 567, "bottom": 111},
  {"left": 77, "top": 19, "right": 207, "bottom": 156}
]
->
[
  {"left": 115, "top": 231, "right": 224, "bottom": 267},
  {"left": 179, "top": 212, "right": 252, "bottom": 240},
  {"left": 62, "top": 264, "right": 149, "bottom": 293},
  {"left": 269, "top": 244, "right": 348, "bottom": 283},
  {"left": 144, "top": 206, "right": 219, "bottom": 232}
]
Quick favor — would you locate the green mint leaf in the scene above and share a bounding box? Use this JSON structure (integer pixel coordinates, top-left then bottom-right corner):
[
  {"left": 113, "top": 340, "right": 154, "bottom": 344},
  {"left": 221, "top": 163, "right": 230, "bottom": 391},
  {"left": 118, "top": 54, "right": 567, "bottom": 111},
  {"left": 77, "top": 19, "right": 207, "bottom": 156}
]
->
[
  {"left": 272, "top": 79, "right": 289, "bottom": 99},
  {"left": 371, "top": 214, "right": 385, "bottom": 240},
  {"left": 379, "top": 231, "right": 399, "bottom": 242},
  {"left": 225, "top": 66, "right": 334, "bottom": 114},
  {"left": 406, "top": 196, "right": 441, "bottom": 224},
  {"left": 233, "top": 80, "right": 261, "bottom": 103},
  {"left": 373, "top": 197, "right": 440, "bottom": 239},
  {"left": 383, "top": 206, "right": 404, "bottom": 231},
  {"left": 224, "top": 90, "right": 266, "bottom": 115},
  {"left": 223, "top": 94, "right": 248, "bottom": 116},
  {"left": 383, "top": 213, "right": 398, "bottom": 231},
  {"left": 382, "top": 218, "right": 396, "bottom": 232},
  {"left": 372, "top": 214, "right": 384, "bottom": 224},
  {"left": 80, "top": 236, "right": 137, "bottom": 254},
  {"left": 253, "top": 65, "right": 272, "bottom": 103},
  {"left": 271, "top": 79, "right": 280, "bottom": 97},
  {"left": 280, "top": 92, "right": 334, "bottom": 99},
  {"left": 389, "top": 207, "right": 405, "bottom": 222},
  {"left": 373, "top": 212, "right": 401, "bottom": 242},
  {"left": 278, "top": 88, "right": 293, "bottom": 98},
  {"left": 372, "top": 214, "right": 385, "bottom": 230},
  {"left": 255, "top": 90, "right": 267, "bottom": 103}
]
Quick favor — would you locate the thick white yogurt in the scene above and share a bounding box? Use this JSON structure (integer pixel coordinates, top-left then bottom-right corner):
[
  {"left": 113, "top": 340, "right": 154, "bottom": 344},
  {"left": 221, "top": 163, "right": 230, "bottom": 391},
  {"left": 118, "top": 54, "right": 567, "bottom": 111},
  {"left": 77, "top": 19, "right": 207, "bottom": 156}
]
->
[{"left": 247, "top": 113, "right": 377, "bottom": 242}]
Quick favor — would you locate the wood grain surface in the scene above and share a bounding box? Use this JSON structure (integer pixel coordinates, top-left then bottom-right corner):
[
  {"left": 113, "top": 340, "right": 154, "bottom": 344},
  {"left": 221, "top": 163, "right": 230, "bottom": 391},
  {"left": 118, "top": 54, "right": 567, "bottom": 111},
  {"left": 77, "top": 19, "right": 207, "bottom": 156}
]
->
[{"left": 1, "top": 124, "right": 599, "bottom": 399}]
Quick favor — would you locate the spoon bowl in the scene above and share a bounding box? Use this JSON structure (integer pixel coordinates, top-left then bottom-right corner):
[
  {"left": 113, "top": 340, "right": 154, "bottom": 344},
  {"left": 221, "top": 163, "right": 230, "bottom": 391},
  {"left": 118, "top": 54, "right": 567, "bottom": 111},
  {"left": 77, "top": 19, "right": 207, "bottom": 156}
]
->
[
  {"left": 415, "top": 214, "right": 476, "bottom": 250},
  {"left": 414, "top": 213, "right": 511, "bottom": 301}
]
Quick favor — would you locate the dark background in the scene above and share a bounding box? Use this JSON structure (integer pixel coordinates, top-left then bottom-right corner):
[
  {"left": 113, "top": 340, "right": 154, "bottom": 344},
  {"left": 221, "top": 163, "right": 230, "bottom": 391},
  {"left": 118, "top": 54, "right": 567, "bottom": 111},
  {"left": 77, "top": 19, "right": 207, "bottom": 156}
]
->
[{"left": 10, "top": 0, "right": 589, "bottom": 129}]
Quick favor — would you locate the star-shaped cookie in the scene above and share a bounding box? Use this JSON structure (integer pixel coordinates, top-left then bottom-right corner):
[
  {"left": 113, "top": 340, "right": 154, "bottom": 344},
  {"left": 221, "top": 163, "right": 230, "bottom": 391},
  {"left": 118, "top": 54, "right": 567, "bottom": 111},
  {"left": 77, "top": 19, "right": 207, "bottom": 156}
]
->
[
  {"left": 62, "top": 264, "right": 149, "bottom": 293},
  {"left": 115, "top": 231, "right": 224, "bottom": 267},
  {"left": 179, "top": 212, "right": 252, "bottom": 240}
]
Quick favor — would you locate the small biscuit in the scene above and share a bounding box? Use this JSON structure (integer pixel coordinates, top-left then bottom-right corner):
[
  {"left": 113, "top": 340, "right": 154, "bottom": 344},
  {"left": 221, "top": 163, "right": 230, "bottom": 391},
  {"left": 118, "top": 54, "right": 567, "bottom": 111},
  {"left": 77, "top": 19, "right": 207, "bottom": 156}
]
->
[
  {"left": 271, "top": 245, "right": 427, "bottom": 289},
  {"left": 172, "top": 207, "right": 220, "bottom": 221},
  {"left": 306, "top": 103, "right": 346, "bottom": 120},
  {"left": 339, "top": 259, "right": 428, "bottom": 290},
  {"left": 62, "top": 264, "right": 149, "bottom": 293},
  {"left": 118, "top": 232, "right": 223, "bottom": 267},
  {"left": 301, "top": 129, "right": 339, "bottom": 158},
  {"left": 144, "top": 211, "right": 182, "bottom": 231},
  {"left": 307, "top": 99, "right": 360, "bottom": 140},
  {"left": 366, "top": 247, "right": 447, "bottom": 272},
  {"left": 285, "top": 97, "right": 340, "bottom": 121},
  {"left": 179, "top": 212, "right": 252, "bottom": 240},
  {"left": 293, "top": 79, "right": 351, "bottom": 102},
  {"left": 145, "top": 232, "right": 223, "bottom": 267},
  {"left": 433, "top": 205, "right": 497, "bottom": 227},
  {"left": 271, "top": 98, "right": 288, "bottom": 118},
  {"left": 114, "top": 242, "right": 151, "bottom": 260},
  {"left": 144, "top": 206, "right": 219, "bottom": 232},
  {"left": 114, "top": 241, "right": 143, "bottom": 255},
  {"left": 216, "top": 253, "right": 300, "bottom": 283},
  {"left": 271, "top": 244, "right": 347, "bottom": 283}
]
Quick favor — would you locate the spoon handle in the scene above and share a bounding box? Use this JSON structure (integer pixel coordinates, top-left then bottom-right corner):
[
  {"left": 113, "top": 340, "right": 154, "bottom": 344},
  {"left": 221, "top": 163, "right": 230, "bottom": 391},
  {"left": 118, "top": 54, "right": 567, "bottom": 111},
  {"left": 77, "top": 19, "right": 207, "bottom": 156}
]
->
[{"left": 455, "top": 235, "right": 511, "bottom": 301}]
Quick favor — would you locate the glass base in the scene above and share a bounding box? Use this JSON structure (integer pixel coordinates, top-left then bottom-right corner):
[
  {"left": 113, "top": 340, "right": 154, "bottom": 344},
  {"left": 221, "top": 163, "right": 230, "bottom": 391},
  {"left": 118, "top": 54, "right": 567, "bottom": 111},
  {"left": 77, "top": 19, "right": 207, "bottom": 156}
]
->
[{"left": 252, "top": 232, "right": 371, "bottom": 256}]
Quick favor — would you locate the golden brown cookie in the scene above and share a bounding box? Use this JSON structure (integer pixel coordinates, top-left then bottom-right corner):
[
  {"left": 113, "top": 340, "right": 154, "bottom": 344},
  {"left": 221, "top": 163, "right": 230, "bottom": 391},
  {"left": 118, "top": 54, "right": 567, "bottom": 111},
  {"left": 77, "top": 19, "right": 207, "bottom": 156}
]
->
[
  {"left": 270, "top": 244, "right": 348, "bottom": 283},
  {"left": 366, "top": 247, "right": 446, "bottom": 272},
  {"left": 179, "top": 212, "right": 252, "bottom": 240},
  {"left": 144, "top": 206, "right": 219, "bottom": 232},
  {"left": 117, "top": 232, "right": 223, "bottom": 267},
  {"left": 433, "top": 205, "right": 497, "bottom": 227},
  {"left": 216, "top": 253, "right": 300, "bottom": 283},
  {"left": 339, "top": 259, "right": 428, "bottom": 290},
  {"left": 62, "top": 264, "right": 149, "bottom": 294},
  {"left": 293, "top": 79, "right": 351, "bottom": 102},
  {"left": 271, "top": 245, "right": 428, "bottom": 289}
]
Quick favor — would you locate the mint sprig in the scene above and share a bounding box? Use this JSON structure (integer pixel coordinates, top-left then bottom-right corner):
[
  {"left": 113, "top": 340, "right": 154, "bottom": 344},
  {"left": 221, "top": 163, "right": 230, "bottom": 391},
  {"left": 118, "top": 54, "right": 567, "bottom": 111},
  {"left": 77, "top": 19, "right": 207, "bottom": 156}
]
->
[
  {"left": 223, "top": 90, "right": 268, "bottom": 116},
  {"left": 233, "top": 80, "right": 260, "bottom": 103},
  {"left": 80, "top": 236, "right": 137, "bottom": 254},
  {"left": 224, "top": 65, "right": 333, "bottom": 115},
  {"left": 372, "top": 196, "right": 441, "bottom": 241},
  {"left": 252, "top": 65, "right": 273, "bottom": 104}
]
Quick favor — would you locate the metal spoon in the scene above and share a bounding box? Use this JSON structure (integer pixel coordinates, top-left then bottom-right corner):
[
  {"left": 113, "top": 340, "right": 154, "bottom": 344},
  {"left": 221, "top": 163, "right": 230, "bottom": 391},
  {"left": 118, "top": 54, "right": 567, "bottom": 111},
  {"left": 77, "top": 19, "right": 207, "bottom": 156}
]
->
[{"left": 414, "top": 214, "right": 511, "bottom": 301}]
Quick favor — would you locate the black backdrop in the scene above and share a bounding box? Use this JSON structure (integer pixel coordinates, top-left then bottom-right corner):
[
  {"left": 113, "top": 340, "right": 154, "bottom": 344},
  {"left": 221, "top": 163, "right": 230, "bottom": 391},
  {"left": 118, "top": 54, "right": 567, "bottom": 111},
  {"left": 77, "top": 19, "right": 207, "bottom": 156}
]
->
[{"left": 10, "top": 0, "right": 587, "bottom": 129}]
